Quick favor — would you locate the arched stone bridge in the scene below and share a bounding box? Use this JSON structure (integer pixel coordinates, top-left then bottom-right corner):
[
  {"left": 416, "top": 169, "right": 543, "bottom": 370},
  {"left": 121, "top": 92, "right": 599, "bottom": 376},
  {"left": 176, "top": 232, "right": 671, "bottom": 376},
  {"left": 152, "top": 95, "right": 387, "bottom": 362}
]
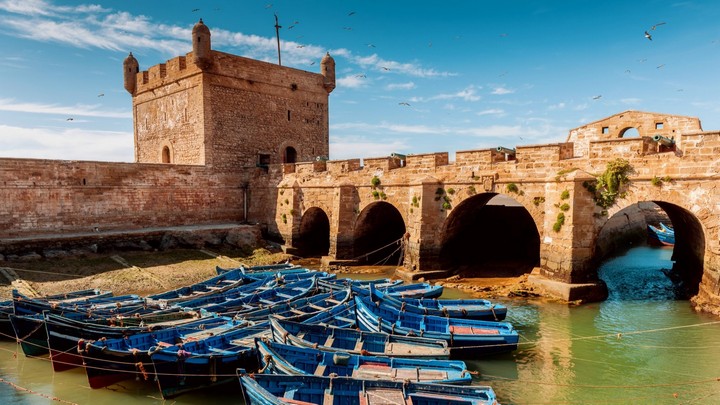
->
[{"left": 268, "top": 110, "right": 720, "bottom": 314}]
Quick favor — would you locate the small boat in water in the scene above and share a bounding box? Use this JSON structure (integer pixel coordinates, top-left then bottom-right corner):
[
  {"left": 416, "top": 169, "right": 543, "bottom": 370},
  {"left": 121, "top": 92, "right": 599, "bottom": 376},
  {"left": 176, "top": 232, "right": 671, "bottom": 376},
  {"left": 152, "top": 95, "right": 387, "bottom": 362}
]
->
[
  {"left": 351, "top": 281, "right": 444, "bottom": 299},
  {"left": 647, "top": 222, "right": 675, "bottom": 246},
  {"left": 367, "top": 283, "right": 508, "bottom": 321},
  {"left": 150, "top": 322, "right": 267, "bottom": 399},
  {"left": 269, "top": 317, "right": 451, "bottom": 359},
  {"left": 82, "top": 317, "right": 250, "bottom": 389},
  {"left": 255, "top": 338, "right": 474, "bottom": 384},
  {"left": 239, "top": 373, "right": 499, "bottom": 405},
  {"left": 355, "top": 295, "right": 519, "bottom": 357}
]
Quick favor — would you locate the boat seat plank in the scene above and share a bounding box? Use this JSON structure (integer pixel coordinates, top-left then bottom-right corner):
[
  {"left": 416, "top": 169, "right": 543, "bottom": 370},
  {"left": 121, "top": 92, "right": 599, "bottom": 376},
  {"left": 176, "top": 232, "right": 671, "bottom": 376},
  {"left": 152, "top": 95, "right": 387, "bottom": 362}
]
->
[
  {"left": 448, "top": 326, "right": 500, "bottom": 335},
  {"left": 362, "top": 389, "right": 407, "bottom": 405}
]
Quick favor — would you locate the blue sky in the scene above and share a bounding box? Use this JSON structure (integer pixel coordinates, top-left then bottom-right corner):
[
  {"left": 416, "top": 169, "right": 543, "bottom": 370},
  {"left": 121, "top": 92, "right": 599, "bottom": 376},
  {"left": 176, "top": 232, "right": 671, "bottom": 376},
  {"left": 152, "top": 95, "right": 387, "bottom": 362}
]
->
[{"left": 1, "top": 0, "right": 719, "bottom": 162}]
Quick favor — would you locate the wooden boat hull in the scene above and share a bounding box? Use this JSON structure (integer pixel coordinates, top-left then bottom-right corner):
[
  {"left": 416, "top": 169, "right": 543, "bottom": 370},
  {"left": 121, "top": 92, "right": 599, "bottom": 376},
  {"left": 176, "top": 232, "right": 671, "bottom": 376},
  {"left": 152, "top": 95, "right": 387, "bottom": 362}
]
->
[
  {"left": 256, "top": 339, "right": 473, "bottom": 384},
  {"left": 269, "top": 317, "right": 451, "bottom": 359},
  {"left": 368, "top": 284, "right": 508, "bottom": 321},
  {"left": 239, "top": 374, "right": 498, "bottom": 405},
  {"left": 355, "top": 295, "right": 519, "bottom": 357},
  {"left": 46, "top": 310, "right": 206, "bottom": 372},
  {"left": 352, "top": 281, "right": 444, "bottom": 299},
  {"left": 82, "top": 317, "right": 248, "bottom": 389},
  {"left": 150, "top": 323, "right": 268, "bottom": 399},
  {"left": 647, "top": 223, "right": 675, "bottom": 246}
]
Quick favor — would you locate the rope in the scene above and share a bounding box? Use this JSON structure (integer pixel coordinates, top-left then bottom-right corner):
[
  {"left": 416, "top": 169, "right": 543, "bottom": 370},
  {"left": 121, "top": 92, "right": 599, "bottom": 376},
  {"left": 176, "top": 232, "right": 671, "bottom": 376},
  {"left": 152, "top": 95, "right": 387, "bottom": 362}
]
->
[
  {"left": 0, "top": 377, "right": 78, "bottom": 404},
  {"left": 348, "top": 236, "right": 405, "bottom": 262}
]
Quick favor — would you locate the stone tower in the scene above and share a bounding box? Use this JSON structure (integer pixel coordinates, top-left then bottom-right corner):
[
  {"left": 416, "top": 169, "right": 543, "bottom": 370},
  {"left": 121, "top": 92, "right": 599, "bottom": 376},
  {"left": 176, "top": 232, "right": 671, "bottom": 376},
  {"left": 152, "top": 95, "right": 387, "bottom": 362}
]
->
[{"left": 125, "top": 20, "right": 334, "bottom": 169}]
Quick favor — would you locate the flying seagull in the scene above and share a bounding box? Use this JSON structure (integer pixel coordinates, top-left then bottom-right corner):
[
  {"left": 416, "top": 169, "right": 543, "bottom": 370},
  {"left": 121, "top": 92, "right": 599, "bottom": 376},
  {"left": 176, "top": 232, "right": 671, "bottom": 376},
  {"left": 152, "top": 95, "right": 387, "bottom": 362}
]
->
[
  {"left": 348, "top": 11, "right": 356, "bottom": 16},
  {"left": 650, "top": 22, "right": 666, "bottom": 30},
  {"left": 644, "top": 31, "right": 652, "bottom": 41},
  {"left": 192, "top": 8, "right": 199, "bottom": 12},
  {"left": 592, "top": 95, "right": 602, "bottom": 100},
  {"left": 97, "top": 93, "right": 104, "bottom": 97},
  {"left": 66, "top": 117, "right": 74, "bottom": 121},
  {"left": 399, "top": 102, "right": 411, "bottom": 106}
]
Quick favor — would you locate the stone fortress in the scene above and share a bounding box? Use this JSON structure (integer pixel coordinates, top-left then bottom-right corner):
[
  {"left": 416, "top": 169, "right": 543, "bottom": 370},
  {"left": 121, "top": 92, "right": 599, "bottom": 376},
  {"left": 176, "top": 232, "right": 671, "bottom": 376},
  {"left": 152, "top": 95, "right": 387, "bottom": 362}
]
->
[{"left": 1, "top": 20, "right": 720, "bottom": 315}]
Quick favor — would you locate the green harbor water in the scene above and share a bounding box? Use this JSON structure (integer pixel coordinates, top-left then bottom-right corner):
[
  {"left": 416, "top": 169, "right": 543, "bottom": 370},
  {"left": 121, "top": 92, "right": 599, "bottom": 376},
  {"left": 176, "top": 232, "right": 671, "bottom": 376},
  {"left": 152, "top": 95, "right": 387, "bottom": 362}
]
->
[{"left": 1, "top": 245, "right": 719, "bottom": 404}]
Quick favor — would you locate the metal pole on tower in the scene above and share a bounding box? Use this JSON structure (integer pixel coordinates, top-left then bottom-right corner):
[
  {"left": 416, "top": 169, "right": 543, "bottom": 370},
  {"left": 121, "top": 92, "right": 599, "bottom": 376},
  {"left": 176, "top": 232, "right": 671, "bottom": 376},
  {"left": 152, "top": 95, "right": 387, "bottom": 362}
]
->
[{"left": 274, "top": 13, "right": 282, "bottom": 66}]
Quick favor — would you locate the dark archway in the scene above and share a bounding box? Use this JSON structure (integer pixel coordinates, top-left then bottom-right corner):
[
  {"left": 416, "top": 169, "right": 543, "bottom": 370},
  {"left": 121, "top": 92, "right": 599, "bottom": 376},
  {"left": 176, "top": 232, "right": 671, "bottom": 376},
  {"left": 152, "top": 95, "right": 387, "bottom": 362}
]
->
[
  {"left": 284, "top": 146, "right": 297, "bottom": 163},
  {"left": 595, "top": 201, "right": 704, "bottom": 299},
  {"left": 296, "top": 208, "right": 330, "bottom": 257},
  {"left": 439, "top": 193, "right": 540, "bottom": 276},
  {"left": 161, "top": 146, "right": 171, "bottom": 163},
  {"left": 354, "top": 202, "right": 406, "bottom": 265}
]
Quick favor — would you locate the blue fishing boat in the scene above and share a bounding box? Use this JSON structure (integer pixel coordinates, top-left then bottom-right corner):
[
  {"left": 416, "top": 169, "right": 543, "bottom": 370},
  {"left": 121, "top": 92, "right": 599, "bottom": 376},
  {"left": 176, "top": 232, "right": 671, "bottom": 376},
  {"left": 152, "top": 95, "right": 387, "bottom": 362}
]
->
[
  {"left": 355, "top": 295, "right": 518, "bottom": 357},
  {"left": 216, "top": 263, "right": 308, "bottom": 276},
  {"left": 647, "top": 222, "right": 675, "bottom": 246},
  {"left": 367, "top": 284, "right": 508, "bottom": 321},
  {"left": 269, "top": 317, "right": 451, "bottom": 359},
  {"left": 144, "top": 268, "right": 254, "bottom": 305},
  {"left": 13, "top": 289, "right": 147, "bottom": 317},
  {"left": 0, "top": 299, "right": 14, "bottom": 340},
  {"left": 255, "top": 339, "right": 474, "bottom": 384},
  {"left": 45, "top": 308, "right": 217, "bottom": 372},
  {"left": 150, "top": 322, "right": 267, "bottom": 399},
  {"left": 182, "top": 277, "right": 318, "bottom": 315},
  {"left": 352, "top": 281, "right": 444, "bottom": 299},
  {"left": 81, "top": 317, "right": 250, "bottom": 389},
  {"left": 317, "top": 277, "right": 403, "bottom": 292},
  {"left": 234, "top": 289, "right": 351, "bottom": 323},
  {"left": 239, "top": 374, "right": 499, "bottom": 405},
  {"left": 299, "top": 295, "right": 357, "bottom": 328}
]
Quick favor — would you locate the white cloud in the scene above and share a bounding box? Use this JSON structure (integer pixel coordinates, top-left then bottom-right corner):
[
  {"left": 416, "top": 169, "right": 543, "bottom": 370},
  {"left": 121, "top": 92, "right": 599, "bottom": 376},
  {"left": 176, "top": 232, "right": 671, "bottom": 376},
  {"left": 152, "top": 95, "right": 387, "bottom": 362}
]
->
[
  {"left": 621, "top": 98, "right": 642, "bottom": 105},
  {"left": 0, "top": 98, "right": 131, "bottom": 118},
  {"left": 330, "top": 136, "right": 410, "bottom": 160},
  {"left": 386, "top": 82, "right": 415, "bottom": 91},
  {"left": 0, "top": 124, "right": 133, "bottom": 162},
  {"left": 492, "top": 87, "right": 514, "bottom": 95},
  {"left": 410, "top": 85, "right": 481, "bottom": 103},
  {"left": 477, "top": 108, "right": 505, "bottom": 116},
  {"left": 548, "top": 102, "right": 565, "bottom": 110},
  {"left": 337, "top": 75, "right": 367, "bottom": 89}
]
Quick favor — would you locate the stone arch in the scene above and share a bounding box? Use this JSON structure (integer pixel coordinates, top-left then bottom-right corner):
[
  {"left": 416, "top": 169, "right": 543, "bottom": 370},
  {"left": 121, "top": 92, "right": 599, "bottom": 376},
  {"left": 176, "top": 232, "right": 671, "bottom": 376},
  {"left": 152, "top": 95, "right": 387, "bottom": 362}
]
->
[
  {"left": 354, "top": 201, "right": 406, "bottom": 265},
  {"left": 295, "top": 207, "right": 330, "bottom": 257},
  {"left": 161, "top": 144, "right": 172, "bottom": 163},
  {"left": 438, "top": 193, "right": 540, "bottom": 276},
  {"left": 595, "top": 198, "right": 705, "bottom": 299},
  {"left": 619, "top": 127, "right": 641, "bottom": 138}
]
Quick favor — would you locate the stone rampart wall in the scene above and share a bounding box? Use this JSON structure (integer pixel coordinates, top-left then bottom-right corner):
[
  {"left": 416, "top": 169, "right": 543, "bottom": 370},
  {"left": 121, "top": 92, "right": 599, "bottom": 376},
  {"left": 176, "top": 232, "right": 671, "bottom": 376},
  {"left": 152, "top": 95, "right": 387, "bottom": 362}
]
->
[{"left": 0, "top": 158, "right": 247, "bottom": 238}]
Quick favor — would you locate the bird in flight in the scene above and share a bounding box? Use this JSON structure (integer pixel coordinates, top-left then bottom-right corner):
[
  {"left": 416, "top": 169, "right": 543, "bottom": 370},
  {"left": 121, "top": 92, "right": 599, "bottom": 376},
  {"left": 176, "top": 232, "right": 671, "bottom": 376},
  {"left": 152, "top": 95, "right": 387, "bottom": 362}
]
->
[
  {"left": 366, "top": 43, "right": 376, "bottom": 48},
  {"left": 192, "top": 8, "right": 199, "bottom": 12},
  {"left": 656, "top": 64, "right": 665, "bottom": 69},
  {"left": 66, "top": 117, "right": 74, "bottom": 121},
  {"left": 650, "top": 22, "right": 666, "bottom": 30},
  {"left": 97, "top": 93, "right": 104, "bottom": 97},
  {"left": 348, "top": 11, "right": 356, "bottom": 16},
  {"left": 399, "top": 102, "right": 411, "bottom": 106},
  {"left": 381, "top": 66, "right": 390, "bottom": 71},
  {"left": 644, "top": 31, "right": 652, "bottom": 41},
  {"left": 355, "top": 74, "right": 366, "bottom": 78},
  {"left": 592, "top": 95, "right": 602, "bottom": 100}
]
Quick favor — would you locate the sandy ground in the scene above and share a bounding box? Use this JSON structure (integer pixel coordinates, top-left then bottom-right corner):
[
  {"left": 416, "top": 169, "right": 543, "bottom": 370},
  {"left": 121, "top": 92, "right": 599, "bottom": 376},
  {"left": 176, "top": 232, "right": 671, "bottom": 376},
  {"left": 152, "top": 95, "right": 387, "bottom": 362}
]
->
[{"left": 0, "top": 248, "right": 541, "bottom": 301}]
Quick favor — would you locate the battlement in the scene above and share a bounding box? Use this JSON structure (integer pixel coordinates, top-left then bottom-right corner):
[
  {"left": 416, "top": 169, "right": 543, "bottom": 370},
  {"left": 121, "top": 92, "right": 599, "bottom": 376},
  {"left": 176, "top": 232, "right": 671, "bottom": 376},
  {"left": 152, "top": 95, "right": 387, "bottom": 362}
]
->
[{"left": 135, "top": 54, "right": 199, "bottom": 94}]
